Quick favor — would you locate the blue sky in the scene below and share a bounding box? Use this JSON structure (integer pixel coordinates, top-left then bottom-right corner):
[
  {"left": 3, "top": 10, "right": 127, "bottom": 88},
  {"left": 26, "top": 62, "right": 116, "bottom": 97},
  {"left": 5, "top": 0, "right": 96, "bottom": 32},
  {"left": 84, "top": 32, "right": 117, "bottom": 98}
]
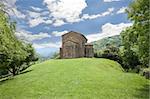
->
[{"left": 3, "top": 0, "right": 133, "bottom": 57}]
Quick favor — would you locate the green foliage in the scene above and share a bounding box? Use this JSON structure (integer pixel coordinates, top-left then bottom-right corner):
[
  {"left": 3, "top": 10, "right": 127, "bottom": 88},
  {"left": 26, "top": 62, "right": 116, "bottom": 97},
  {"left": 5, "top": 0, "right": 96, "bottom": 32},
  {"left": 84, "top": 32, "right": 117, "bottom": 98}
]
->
[
  {"left": 140, "top": 67, "right": 150, "bottom": 79},
  {"left": 121, "top": 27, "right": 140, "bottom": 70},
  {"left": 92, "top": 35, "right": 121, "bottom": 52},
  {"left": 94, "top": 44, "right": 122, "bottom": 65},
  {"left": 51, "top": 52, "right": 60, "bottom": 59},
  {"left": 0, "top": 58, "right": 149, "bottom": 99},
  {"left": 0, "top": 4, "right": 38, "bottom": 76},
  {"left": 0, "top": 69, "right": 8, "bottom": 76},
  {"left": 121, "top": 0, "right": 149, "bottom": 69},
  {"left": 93, "top": 35, "right": 122, "bottom": 65},
  {"left": 24, "top": 44, "right": 38, "bottom": 65}
]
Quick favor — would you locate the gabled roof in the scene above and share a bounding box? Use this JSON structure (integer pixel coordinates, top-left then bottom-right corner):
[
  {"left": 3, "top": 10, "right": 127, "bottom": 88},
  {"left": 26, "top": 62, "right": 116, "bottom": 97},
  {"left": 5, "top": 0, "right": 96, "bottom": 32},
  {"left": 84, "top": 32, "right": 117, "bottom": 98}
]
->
[{"left": 62, "top": 31, "right": 87, "bottom": 41}]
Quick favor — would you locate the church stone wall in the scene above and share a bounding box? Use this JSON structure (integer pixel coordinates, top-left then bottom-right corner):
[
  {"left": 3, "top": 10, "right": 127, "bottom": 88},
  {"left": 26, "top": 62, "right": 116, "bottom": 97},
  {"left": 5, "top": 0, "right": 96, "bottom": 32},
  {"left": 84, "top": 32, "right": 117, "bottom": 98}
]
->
[
  {"left": 60, "top": 31, "right": 94, "bottom": 59},
  {"left": 85, "top": 45, "right": 94, "bottom": 58}
]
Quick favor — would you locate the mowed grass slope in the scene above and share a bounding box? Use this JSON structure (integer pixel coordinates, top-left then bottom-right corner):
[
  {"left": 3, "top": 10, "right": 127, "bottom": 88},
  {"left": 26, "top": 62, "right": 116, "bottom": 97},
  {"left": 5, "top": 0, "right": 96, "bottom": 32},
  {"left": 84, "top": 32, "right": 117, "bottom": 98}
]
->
[{"left": 0, "top": 58, "right": 149, "bottom": 99}]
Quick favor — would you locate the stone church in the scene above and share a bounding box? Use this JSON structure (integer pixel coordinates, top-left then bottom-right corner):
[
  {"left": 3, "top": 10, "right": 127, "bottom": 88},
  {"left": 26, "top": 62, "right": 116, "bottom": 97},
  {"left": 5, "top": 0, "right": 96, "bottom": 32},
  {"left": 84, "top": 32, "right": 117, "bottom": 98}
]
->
[{"left": 60, "top": 31, "right": 94, "bottom": 59}]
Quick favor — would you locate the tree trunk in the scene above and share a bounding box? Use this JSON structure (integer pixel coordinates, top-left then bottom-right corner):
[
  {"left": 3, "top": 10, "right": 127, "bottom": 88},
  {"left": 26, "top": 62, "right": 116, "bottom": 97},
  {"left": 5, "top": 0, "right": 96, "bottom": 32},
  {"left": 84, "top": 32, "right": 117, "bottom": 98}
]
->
[{"left": 12, "top": 67, "right": 16, "bottom": 76}]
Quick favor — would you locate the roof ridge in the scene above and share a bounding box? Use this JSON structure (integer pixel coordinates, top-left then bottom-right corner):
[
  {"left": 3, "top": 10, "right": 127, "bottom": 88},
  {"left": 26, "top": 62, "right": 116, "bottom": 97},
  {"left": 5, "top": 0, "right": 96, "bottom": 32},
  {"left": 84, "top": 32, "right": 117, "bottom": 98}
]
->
[{"left": 62, "top": 31, "right": 87, "bottom": 40}]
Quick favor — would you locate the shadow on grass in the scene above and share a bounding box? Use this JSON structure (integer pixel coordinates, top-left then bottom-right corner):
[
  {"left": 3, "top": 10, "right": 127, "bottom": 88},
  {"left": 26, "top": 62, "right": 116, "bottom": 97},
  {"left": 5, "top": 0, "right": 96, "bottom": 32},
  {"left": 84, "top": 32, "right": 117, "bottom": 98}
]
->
[
  {"left": 134, "top": 84, "right": 150, "bottom": 99},
  {"left": 0, "top": 76, "right": 14, "bottom": 85},
  {"left": 0, "top": 69, "right": 33, "bottom": 85},
  {"left": 20, "top": 69, "right": 33, "bottom": 75}
]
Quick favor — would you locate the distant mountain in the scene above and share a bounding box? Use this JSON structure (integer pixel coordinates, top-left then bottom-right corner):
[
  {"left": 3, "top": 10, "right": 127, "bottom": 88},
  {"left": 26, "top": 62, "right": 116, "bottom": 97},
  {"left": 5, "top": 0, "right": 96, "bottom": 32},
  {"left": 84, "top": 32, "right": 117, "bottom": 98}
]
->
[
  {"left": 36, "top": 51, "right": 57, "bottom": 61},
  {"left": 92, "top": 35, "right": 121, "bottom": 51}
]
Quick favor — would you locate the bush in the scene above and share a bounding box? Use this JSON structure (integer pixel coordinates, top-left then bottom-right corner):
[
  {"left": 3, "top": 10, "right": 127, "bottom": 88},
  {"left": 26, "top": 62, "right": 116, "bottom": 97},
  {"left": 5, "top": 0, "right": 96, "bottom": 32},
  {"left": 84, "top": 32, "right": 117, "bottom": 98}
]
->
[
  {"left": 51, "top": 52, "right": 60, "bottom": 59},
  {"left": 120, "top": 49, "right": 141, "bottom": 71},
  {"left": 94, "top": 51, "right": 102, "bottom": 58},
  {"left": 140, "top": 68, "right": 150, "bottom": 79},
  {"left": 101, "top": 53, "right": 122, "bottom": 65},
  {"left": 0, "top": 69, "right": 8, "bottom": 76},
  {"left": 94, "top": 45, "right": 122, "bottom": 65}
]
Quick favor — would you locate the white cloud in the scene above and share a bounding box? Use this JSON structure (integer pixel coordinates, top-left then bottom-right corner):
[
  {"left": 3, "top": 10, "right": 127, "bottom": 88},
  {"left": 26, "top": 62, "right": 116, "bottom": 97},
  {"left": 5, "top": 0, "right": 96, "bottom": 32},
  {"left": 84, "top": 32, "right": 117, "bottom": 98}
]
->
[
  {"left": 117, "top": 7, "right": 127, "bottom": 14},
  {"left": 15, "top": 29, "right": 61, "bottom": 49},
  {"left": 1, "top": 0, "right": 16, "bottom": 7},
  {"left": 104, "top": 0, "right": 120, "bottom": 2},
  {"left": 15, "top": 29, "right": 51, "bottom": 42},
  {"left": 2, "top": 0, "right": 53, "bottom": 27},
  {"left": 53, "top": 19, "right": 66, "bottom": 27},
  {"left": 27, "top": 11, "right": 41, "bottom": 18},
  {"left": 43, "top": 0, "right": 115, "bottom": 27},
  {"left": 86, "top": 23, "right": 132, "bottom": 42},
  {"left": 41, "top": 11, "right": 50, "bottom": 15},
  {"left": 2, "top": 0, "right": 26, "bottom": 19},
  {"left": 25, "top": 0, "right": 115, "bottom": 27},
  {"left": 52, "top": 30, "right": 68, "bottom": 36},
  {"left": 11, "top": 8, "right": 26, "bottom": 19},
  {"left": 27, "top": 10, "right": 53, "bottom": 27},
  {"left": 43, "top": 0, "right": 87, "bottom": 25},
  {"left": 45, "top": 20, "right": 53, "bottom": 24},
  {"left": 31, "top": 6, "right": 42, "bottom": 12},
  {"left": 33, "top": 42, "right": 61, "bottom": 49},
  {"left": 28, "top": 18, "right": 52, "bottom": 27},
  {"left": 82, "top": 8, "right": 114, "bottom": 20},
  {"left": 28, "top": 17, "right": 45, "bottom": 27}
]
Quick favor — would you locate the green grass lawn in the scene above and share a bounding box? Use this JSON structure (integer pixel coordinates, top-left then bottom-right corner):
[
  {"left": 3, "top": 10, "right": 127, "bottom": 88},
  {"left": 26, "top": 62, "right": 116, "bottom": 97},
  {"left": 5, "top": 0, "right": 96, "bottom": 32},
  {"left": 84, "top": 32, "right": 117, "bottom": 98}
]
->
[{"left": 0, "top": 58, "right": 149, "bottom": 99}]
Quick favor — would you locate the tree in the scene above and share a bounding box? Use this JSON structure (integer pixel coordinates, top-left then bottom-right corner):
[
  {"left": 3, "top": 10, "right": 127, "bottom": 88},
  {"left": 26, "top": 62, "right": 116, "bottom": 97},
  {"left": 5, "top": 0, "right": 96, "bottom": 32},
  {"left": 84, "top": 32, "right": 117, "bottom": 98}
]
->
[
  {"left": 7, "top": 43, "right": 38, "bottom": 75},
  {"left": 24, "top": 44, "right": 38, "bottom": 65},
  {"left": 121, "top": 0, "right": 149, "bottom": 69},
  {"left": 20, "top": 44, "right": 38, "bottom": 71},
  {"left": 128, "top": 0, "right": 149, "bottom": 67},
  {"left": 121, "top": 27, "right": 140, "bottom": 70},
  {"left": 0, "top": 4, "right": 38, "bottom": 76}
]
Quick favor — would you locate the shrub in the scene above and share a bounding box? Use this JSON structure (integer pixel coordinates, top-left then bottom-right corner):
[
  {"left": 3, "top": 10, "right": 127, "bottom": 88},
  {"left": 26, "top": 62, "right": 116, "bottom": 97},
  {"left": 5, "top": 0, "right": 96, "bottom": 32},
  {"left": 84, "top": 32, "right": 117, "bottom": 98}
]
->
[{"left": 140, "top": 68, "right": 150, "bottom": 79}]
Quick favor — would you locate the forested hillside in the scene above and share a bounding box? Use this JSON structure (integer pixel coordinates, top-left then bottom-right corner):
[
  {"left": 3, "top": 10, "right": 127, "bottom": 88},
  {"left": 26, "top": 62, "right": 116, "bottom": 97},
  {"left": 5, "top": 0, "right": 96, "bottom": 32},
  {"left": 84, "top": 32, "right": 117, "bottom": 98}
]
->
[{"left": 92, "top": 35, "right": 121, "bottom": 51}]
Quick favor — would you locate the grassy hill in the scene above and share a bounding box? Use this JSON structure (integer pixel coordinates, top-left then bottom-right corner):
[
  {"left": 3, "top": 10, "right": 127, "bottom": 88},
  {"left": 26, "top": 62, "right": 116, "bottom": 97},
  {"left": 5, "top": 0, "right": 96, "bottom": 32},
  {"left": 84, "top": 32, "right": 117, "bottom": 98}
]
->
[
  {"left": 92, "top": 35, "right": 121, "bottom": 51},
  {"left": 0, "top": 58, "right": 149, "bottom": 99}
]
